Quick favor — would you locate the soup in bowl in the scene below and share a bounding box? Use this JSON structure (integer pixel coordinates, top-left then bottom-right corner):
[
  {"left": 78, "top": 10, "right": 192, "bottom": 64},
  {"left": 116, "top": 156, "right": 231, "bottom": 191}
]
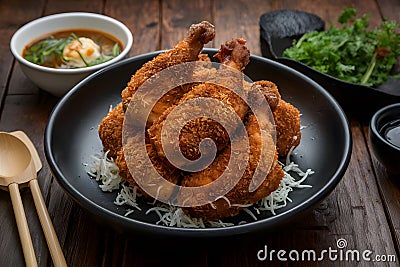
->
[{"left": 10, "top": 12, "right": 133, "bottom": 97}]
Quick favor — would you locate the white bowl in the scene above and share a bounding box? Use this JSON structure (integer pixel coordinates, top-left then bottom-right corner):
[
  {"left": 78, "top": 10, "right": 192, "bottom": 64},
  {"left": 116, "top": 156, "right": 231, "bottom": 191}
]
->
[{"left": 10, "top": 12, "right": 133, "bottom": 97}]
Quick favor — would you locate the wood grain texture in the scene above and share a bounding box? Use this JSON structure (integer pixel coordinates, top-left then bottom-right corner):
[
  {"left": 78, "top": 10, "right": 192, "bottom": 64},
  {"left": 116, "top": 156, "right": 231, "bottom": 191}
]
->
[
  {"left": 161, "top": 0, "right": 213, "bottom": 49},
  {"left": 377, "top": 0, "right": 400, "bottom": 21},
  {"left": 104, "top": 0, "right": 160, "bottom": 56},
  {"left": 214, "top": 0, "right": 274, "bottom": 55},
  {"left": 0, "top": 0, "right": 45, "bottom": 100}
]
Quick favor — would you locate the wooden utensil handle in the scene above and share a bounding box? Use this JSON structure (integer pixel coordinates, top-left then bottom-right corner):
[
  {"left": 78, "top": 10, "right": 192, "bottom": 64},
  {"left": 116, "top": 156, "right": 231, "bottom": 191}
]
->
[
  {"left": 9, "top": 183, "right": 38, "bottom": 267},
  {"left": 29, "top": 179, "right": 67, "bottom": 267}
]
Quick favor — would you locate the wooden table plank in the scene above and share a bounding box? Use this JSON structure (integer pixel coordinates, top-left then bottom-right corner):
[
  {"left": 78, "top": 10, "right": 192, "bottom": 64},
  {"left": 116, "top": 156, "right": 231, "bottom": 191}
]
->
[
  {"left": 161, "top": 0, "right": 213, "bottom": 49},
  {"left": 0, "top": 1, "right": 106, "bottom": 266},
  {"left": 377, "top": 0, "right": 400, "bottom": 21},
  {"left": 104, "top": 0, "right": 160, "bottom": 56},
  {"left": 43, "top": 0, "right": 103, "bottom": 15},
  {"left": 0, "top": 0, "right": 45, "bottom": 98},
  {"left": 213, "top": 0, "right": 274, "bottom": 55},
  {"left": 364, "top": 124, "right": 400, "bottom": 254}
]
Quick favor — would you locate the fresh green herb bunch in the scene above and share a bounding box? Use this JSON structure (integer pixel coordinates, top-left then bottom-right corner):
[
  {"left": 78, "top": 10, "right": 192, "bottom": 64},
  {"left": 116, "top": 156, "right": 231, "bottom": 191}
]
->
[{"left": 283, "top": 7, "right": 400, "bottom": 87}]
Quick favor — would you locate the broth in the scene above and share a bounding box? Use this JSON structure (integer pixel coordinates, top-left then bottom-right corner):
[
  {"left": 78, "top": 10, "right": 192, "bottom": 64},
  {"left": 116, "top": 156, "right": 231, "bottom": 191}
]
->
[
  {"left": 382, "top": 119, "right": 400, "bottom": 148},
  {"left": 23, "top": 29, "right": 124, "bottom": 68}
]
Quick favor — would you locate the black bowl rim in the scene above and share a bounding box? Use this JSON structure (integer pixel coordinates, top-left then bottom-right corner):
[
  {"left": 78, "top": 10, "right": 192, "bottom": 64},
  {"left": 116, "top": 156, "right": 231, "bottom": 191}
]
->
[
  {"left": 44, "top": 48, "right": 352, "bottom": 238},
  {"left": 277, "top": 57, "right": 400, "bottom": 97},
  {"left": 370, "top": 103, "right": 400, "bottom": 152}
]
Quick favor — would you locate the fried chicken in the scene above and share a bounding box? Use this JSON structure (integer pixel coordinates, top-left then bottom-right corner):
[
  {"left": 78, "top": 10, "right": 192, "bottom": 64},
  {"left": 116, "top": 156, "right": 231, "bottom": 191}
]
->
[
  {"left": 248, "top": 80, "right": 300, "bottom": 156},
  {"left": 214, "top": 38, "right": 250, "bottom": 71},
  {"left": 121, "top": 21, "right": 215, "bottom": 111},
  {"left": 115, "top": 133, "right": 181, "bottom": 201},
  {"left": 249, "top": 80, "right": 281, "bottom": 112},
  {"left": 98, "top": 103, "right": 124, "bottom": 159},
  {"left": 148, "top": 39, "right": 250, "bottom": 166},
  {"left": 98, "top": 53, "right": 212, "bottom": 159},
  {"left": 273, "top": 99, "right": 301, "bottom": 156},
  {"left": 181, "top": 114, "right": 284, "bottom": 221},
  {"left": 145, "top": 54, "right": 212, "bottom": 126},
  {"left": 99, "top": 21, "right": 215, "bottom": 162},
  {"left": 97, "top": 22, "right": 302, "bottom": 221}
]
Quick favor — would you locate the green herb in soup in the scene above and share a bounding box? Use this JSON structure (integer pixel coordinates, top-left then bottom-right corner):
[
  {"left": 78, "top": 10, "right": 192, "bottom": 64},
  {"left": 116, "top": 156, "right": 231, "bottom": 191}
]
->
[{"left": 23, "top": 29, "right": 122, "bottom": 68}]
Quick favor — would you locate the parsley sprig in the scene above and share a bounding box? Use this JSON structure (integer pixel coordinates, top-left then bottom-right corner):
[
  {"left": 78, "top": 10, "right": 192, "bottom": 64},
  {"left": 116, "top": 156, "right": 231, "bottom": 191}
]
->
[{"left": 283, "top": 7, "right": 400, "bottom": 87}]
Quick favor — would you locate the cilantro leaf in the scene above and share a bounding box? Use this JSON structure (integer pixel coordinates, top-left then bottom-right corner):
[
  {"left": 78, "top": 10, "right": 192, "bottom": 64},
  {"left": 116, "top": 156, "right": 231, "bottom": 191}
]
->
[{"left": 283, "top": 7, "right": 400, "bottom": 87}]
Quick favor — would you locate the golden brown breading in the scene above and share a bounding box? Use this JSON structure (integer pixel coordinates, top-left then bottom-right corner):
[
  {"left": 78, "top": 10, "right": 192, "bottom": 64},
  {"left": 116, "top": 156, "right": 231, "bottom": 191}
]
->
[
  {"left": 115, "top": 133, "right": 181, "bottom": 201},
  {"left": 146, "top": 54, "right": 212, "bottom": 126},
  {"left": 181, "top": 114, "right": 284, "bottom": 221},
  {"left": 249, "top": 80, "right": 281, "bottom": 112},
  {"left": 148, "top": 82, "right": 249, "bottom": 164},
  {"left": 248, "top": 80, "right": 300, "bottom": 157},
  {"left": 98, "top": 103, "right": 124, "bottom": 159},
  {"left": 121, "top": 21, "right": 215, "bottom": 110},
  {"left": 147, "top": 39, "right": 251, "bottom": 166},
  {"left": 273, "top": 99, "right": 301, "bottom": 156},
  {"left": 214, "top": 38, "right": 250, "bottom": 71},
  {"left": 146, "top": 83, "right": 194, "bottom": 127}
]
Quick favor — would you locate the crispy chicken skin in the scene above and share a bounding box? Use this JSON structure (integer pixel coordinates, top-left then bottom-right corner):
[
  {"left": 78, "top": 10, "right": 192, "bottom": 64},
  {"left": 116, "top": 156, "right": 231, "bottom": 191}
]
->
[
  {"left": 98, "top": 103, "right": 124, "bottom": 159},
  {"left": 99, "top": 20, "right": 215, "bottom": 163},
  {"left": 145, "top": 54, "right": 212, "bottom": 127},
  {"left": 249, "top": 80, "right": 300, "bottom": 157},
  {"left": 115, "top": 133, "right": 181, "bottom": 200},
  {"left": 249, "top": 80, "right": 281, "bottom": 112},
  {"left": 148, "top": 38, "right": 250, "bottom": 164},
  {"left": 273, "top": 99, "right": 301, "bottom": 156},
  {"left": 121, "top": 21, "right": 215, "bottom": 111},
  {"left": 181, "top": 114, "right": 284, "bottom": 221},
  {"left": 147, "top": 82, "right": 248, "bottom": 163},
  {"left": 214, "top": 38, "right": 250, "bottom": 71},
  {"left": 97, "top": 54, "right": 211, "bottom": 159}
]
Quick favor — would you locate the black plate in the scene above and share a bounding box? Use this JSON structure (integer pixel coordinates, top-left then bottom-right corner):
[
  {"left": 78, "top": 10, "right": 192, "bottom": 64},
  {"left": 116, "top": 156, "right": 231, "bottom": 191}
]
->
[
  {"left": 260, "top": 10, "right": 400, "bottom": 120},
  {"left": 44, "top": 49, "right": 352, "bottom": 240}
]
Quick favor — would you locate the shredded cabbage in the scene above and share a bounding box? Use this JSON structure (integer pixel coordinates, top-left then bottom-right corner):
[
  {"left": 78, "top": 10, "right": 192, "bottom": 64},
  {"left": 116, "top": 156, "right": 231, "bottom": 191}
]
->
[{"left": 87, "top": 147, "right": 314, "bottom": 227}]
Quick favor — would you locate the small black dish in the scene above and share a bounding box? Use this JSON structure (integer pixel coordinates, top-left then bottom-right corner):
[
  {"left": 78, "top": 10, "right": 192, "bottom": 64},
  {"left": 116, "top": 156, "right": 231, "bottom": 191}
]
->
[
  {"left": 369, "top": 103, "right": 400, "bottom": 175},
  {"left": 260, "top": 9, "right": 400, "bottom": 120}
]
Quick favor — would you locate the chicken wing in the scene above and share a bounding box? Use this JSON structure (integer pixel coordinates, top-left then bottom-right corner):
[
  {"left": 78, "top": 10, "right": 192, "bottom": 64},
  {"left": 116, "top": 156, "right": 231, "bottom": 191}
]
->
[
  {"left": 98, "top": 103, "right": 124, "bottom": 159},
  {"left": 249, "top": 80, "right": 281, "bottom": 112},
  {"left": 148, "top": 39, "right": 250, "bottom": 166},
  {"left": 99, "top": 21, "right": 215, "bottom": 159},
  {"left": 273, "top": 99, "right": 301, "bottom": 156},
  {"left": 115, "top": 133, "right": 181, "bottom": 201},
  {"left": 181, "top": 114, "right": 284, "bottom": 221},
  {"left": 249, "top": 80, "right": 301, "bottom": 157},
  {"left": 121, "top": 21, "right": 215, "bottom": 111}
]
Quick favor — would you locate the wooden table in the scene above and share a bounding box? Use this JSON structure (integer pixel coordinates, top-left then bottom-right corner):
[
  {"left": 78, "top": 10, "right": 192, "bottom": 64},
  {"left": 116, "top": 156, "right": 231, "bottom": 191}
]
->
[{"left": 1, "top": 0, "right": 399, "bottom": 266}]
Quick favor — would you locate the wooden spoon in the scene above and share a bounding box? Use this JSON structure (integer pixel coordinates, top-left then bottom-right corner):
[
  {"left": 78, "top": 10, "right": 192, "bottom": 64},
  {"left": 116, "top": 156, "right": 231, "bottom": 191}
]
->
[
  {"left": 0, "top": 132, "right": 67, "bottom": 267},
  {"left": 0, "top": 132, "right": 38, "bottom": 267}
]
